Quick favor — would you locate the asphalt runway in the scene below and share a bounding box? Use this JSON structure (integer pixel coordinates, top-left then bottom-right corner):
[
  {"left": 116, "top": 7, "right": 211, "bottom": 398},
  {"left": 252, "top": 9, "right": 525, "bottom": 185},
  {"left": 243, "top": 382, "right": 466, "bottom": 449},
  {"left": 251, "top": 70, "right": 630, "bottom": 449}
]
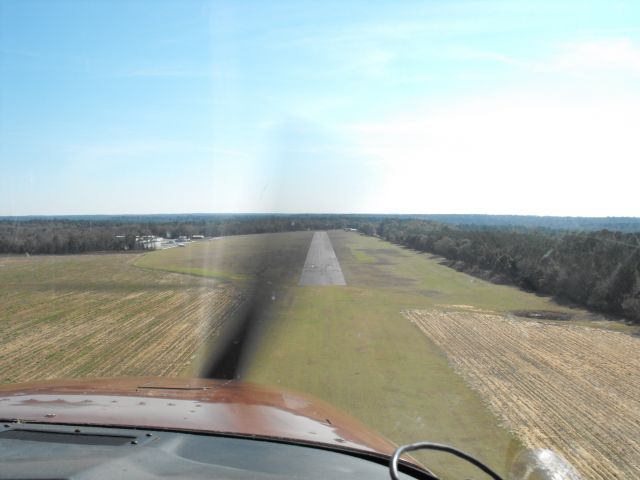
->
[{"left": 299, "top": 231, "right": 346, "bottom": 286}]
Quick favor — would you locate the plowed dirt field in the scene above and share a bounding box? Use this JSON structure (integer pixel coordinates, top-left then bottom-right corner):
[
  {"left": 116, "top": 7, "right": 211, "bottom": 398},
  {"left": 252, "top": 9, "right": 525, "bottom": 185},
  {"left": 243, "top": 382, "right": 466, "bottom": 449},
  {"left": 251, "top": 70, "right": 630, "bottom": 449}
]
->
[{"left": 405, "top": 309, "right": 640, "bottom": 479}]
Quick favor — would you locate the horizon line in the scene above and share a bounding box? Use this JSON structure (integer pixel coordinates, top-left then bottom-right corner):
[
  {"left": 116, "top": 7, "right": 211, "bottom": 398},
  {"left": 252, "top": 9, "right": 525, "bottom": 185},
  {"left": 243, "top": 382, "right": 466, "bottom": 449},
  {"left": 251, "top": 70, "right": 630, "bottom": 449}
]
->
[{"left": 1, "top": 213, "right": 640, "bottom": 220}]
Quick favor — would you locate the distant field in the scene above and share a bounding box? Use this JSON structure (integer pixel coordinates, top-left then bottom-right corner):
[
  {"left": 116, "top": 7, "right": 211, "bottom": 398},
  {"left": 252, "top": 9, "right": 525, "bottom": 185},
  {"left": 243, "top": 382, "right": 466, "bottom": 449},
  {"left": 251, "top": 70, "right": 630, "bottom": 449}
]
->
[
  {"left": 0, "top": 254, "right": 241, "bottom": 383},
  {"left": 405, "top": 309, "right": 640, "bottom": 479}
]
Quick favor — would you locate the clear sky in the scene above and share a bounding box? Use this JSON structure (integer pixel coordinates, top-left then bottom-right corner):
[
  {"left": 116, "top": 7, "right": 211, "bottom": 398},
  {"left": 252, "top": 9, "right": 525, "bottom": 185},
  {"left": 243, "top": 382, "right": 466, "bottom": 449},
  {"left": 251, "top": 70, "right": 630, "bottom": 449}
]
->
[{"left": 1, "top": 0, "right": 639, "bottom": 216}]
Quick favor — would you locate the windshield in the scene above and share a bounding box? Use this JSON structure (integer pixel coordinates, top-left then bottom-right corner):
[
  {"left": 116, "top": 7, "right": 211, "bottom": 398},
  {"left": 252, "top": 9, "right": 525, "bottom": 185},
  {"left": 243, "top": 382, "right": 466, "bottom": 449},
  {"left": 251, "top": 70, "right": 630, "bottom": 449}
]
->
[{"left": 1, "top": 1, "right": 639, "bottom": 479}]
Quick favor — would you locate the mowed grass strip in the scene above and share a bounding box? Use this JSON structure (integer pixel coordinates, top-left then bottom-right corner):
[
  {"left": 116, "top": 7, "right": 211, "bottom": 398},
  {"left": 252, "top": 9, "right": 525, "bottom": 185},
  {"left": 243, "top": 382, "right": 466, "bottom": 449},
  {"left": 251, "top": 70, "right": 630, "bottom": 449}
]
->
[
  {"left": 406, "top": 309, "right": 640, "bottom": 480},
  {"left": 246, "top": 285, "right": 523, "bottom": 478},
  {"left": 0, "top": 254, "right": 241, "bottom": 383}
]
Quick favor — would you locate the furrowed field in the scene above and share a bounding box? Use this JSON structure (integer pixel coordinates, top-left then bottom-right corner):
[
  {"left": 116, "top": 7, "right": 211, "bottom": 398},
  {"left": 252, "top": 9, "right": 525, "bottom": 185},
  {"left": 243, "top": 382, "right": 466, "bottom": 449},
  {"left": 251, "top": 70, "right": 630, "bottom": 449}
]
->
[
  {"left": 0, "top": 254, "right": 241, "bottom": 382},
  {"left": 405, "top": 309, "right": 640, "bottom": 479},
  {"left": 1, "top": 232, "right": 315, "bottom": 385}
]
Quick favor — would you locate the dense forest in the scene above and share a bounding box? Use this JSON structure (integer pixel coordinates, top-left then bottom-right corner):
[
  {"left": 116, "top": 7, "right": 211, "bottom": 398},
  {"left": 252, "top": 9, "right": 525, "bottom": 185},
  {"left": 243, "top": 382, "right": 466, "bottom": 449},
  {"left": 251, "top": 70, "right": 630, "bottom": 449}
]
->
[{"left": 1, "top": 214, "right": 639, "bottom": 323}]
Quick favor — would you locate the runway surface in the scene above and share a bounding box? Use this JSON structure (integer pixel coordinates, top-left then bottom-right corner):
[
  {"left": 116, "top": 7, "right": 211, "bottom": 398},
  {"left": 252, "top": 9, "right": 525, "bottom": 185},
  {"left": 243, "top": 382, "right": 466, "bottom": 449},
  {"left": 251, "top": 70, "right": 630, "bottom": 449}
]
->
[{"left": 299, "top": 231, "right": 346, "bottom": 286}]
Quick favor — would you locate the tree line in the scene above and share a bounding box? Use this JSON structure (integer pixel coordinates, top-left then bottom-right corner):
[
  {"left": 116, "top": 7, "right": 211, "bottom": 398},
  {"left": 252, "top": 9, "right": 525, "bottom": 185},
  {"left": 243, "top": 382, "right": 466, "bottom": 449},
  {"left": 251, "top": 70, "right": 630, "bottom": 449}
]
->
[
  {"left": 0, "top": 215, "right": 377, "bottom": 255},
  {"left": 362, "top": 219, "right": 640, "bottom": 323}
]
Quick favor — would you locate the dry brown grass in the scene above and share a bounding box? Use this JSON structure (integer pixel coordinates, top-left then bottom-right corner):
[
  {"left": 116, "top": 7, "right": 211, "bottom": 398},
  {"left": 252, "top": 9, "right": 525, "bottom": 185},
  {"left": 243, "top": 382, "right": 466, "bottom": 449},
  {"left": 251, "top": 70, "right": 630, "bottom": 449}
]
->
[
  {"left": 0, "top": 254, "right": 242, "bottom": 383},
  {"left": 404, "top": 309, "right": 640, "bottom": 479}
]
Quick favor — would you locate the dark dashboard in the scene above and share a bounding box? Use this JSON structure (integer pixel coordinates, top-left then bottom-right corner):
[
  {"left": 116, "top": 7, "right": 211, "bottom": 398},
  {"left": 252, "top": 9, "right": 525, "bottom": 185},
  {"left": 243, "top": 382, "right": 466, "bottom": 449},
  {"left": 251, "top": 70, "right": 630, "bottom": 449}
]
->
[{"left": 0, "top": 422, "right": 423, "bottom": 479}]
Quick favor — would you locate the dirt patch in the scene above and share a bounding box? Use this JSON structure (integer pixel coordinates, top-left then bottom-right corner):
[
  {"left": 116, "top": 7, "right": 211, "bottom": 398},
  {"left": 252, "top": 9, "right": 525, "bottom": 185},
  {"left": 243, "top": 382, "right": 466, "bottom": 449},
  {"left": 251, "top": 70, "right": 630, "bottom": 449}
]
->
[
  {"left": 360, "top": 248, "right": 408, "bottom": 257},
  {"left": 418, "top": 289, "right": 443, "bottom": 298},
  {"left": 348, "top": 264, "right": 417, "bottom": 287},
  {"left": 357, "top": 248, "right": 411, "bottom": 265},
  {"left": 369, "top": 258, "right": 396, "bottom": 265},
  {"left": 510, "top": 310, "right": 572, "bottom": 321},
  {"left": 509, "top": 310, "right": 573, "bottom": 320},
  {"left": 405, "top": 309, "right": 640, "bottom": 480}
]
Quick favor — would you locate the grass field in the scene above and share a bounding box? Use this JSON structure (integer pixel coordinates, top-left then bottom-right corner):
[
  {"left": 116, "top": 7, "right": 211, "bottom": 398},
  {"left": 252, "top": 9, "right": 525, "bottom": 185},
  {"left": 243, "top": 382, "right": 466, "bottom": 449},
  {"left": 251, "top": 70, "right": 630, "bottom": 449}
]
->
[
  {"left": 0, "top": 254, "right": 241, "bottom": 383},
  {"left": 2, "top": 230, "right": 634, "bottom": 478},
  {"left": 406, "top": 309, "right": 640, "bottom": 479}
]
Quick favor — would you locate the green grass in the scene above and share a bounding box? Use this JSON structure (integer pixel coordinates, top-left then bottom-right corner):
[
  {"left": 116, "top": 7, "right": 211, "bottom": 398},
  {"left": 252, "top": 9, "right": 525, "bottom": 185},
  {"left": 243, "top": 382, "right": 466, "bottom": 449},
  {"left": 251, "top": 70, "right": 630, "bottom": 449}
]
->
[
  {"left": 139, "top": 265, "right": 249, "bottom": 283},
  {"left": 248, "top": 285, "right": 525, "bottom": 477},
  {"left": 350, "top": 247, "right": 378, "bottom": 264}
]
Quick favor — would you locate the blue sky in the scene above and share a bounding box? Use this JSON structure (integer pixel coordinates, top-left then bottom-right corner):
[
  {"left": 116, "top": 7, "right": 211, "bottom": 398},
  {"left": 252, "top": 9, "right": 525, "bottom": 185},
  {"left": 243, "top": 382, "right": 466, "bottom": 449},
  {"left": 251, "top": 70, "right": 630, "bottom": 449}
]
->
[{"left": 1, "top": 0, "right": 639, "bottom": 215}]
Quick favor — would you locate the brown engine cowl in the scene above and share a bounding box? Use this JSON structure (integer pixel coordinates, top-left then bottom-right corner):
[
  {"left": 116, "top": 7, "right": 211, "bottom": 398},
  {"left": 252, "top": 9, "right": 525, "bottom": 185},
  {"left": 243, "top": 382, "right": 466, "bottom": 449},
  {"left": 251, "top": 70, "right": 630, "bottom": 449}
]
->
[{"left": 0, "top": 377, "right": 403, "bottom": 460}]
